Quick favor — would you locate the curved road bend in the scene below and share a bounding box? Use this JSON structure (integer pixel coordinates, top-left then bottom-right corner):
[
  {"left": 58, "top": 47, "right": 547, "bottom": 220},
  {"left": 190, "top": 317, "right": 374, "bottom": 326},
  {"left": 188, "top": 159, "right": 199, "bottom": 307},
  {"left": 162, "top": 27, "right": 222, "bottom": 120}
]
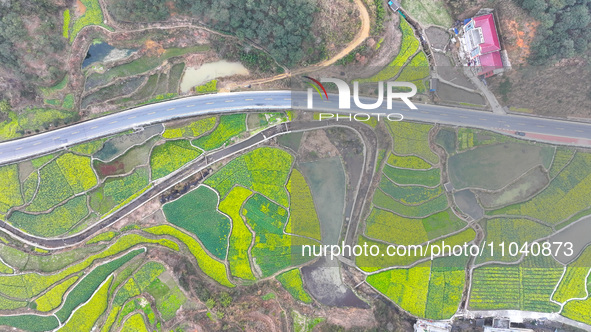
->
[
  {"left": 2, "top": 91, "right": 591, "bottom": 165},
  {"left": 0, "top": 120, "right": 375, "bottom": 249}
]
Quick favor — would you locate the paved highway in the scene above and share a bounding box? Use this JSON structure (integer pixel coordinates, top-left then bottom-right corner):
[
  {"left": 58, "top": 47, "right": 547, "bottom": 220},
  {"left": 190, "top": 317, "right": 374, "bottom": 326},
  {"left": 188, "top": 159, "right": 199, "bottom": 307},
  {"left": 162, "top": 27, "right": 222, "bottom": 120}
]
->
[{"left": 1, "top": 90, "right": 591, "bottom": 165}]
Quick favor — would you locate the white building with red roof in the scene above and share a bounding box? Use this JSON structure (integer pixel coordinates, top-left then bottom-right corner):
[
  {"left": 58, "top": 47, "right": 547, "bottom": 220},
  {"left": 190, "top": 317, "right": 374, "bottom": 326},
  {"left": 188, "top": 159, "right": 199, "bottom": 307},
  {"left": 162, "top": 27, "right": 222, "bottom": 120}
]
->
[{"left": 459, "top": 13, "right": 504, "bottom": 77}]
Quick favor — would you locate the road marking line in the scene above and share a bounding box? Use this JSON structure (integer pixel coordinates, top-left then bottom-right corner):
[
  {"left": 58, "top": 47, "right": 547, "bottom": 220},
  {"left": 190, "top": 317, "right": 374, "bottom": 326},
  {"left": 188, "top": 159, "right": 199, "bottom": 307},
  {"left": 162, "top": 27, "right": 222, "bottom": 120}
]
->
[
  {"left": 90, "top": 126, "right": 98, "bottom": 129},
  {"left": 128, "top": 116, "right": 136, "bottom": 119},
  {"left": 556, "top": 127, "right": 565, "bottom": 130},
  {"left": 517, "top": 123, "right": 525, "bottom": 125},
  {"left": 479, "top": 118, "right": 487, "bottom": 121},
  {"left": 15, "top": 147, "right": 22, "bottom": 151},
  {"left": 284, "top": 98, "right": 291, "bottom": 101},
  {"left": 264, "top": 98, "right": 273, "bottom": 100},
  {"left": 439, "top": 113, "right": 448, "bottom": 116},
  {"left": 206, "top": 102, "right": 214, "bottom": 104},
  {"left": 167, "top": 108, "right": 175, "bottom": 111},
  {"left": 245, "top": 98, "right": 254, "bottom": 101},
  {"left": 53, "top": 136, "right": 61, "bottom": 140},
  {"left": 148, "top": 111, "right": 156, "bottom": 115},
  {"left": 110, "top": 121, "right": 118, "bottom": 124},
  {"left": 576, "top": 129, "right": 584, "bottom": 132},
  {"left": 536, "top": 125, "right": 545, "bottom": 128},
  {"left": 459, "top": 115, "right": 468, "bottom": 119},
  {"left": 33, "top": 142, "right": 41, "bottom": 146},
  {"left": 71, "top": 131, "right": 79, "bottom": 135},
  {"left": 186, "top": 105, "right": 195, "bottom": 108},
  {"left": 420, "top": 111, "right": 429, "bottom": 114},
  {"left": 225, "top": 100, "right": 234, "bottom": 102}
]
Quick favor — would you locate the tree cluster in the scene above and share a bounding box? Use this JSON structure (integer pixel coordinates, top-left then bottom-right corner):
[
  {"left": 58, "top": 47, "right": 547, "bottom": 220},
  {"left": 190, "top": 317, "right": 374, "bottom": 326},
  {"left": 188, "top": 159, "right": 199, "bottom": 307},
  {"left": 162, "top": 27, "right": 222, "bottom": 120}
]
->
[
  {"left": 109, "top": 0, "right": 318, "bottom": 66},
  {"left": 0, "top": 0, "right": 66, "bottom": 84},
  {"left": 515, "top": 0, "right": 591, "bottom": 64}
]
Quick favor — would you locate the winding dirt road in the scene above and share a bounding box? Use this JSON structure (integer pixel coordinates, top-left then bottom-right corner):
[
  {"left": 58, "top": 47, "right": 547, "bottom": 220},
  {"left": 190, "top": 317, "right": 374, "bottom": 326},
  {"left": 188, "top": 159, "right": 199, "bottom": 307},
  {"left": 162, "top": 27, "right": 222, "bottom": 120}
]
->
[{"left": 224, "top": 0, "right": 371, "bottom": 89}]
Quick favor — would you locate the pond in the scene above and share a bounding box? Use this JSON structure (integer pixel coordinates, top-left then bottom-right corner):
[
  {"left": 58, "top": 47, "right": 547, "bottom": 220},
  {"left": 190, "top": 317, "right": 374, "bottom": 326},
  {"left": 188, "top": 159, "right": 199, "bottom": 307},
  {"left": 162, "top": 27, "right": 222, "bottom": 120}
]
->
[
  {"left": 82, "top": 42, "right": 136, "bottom": 69},
  {"left": 179, "top": 60, "right": 249, "bottom": 93}
]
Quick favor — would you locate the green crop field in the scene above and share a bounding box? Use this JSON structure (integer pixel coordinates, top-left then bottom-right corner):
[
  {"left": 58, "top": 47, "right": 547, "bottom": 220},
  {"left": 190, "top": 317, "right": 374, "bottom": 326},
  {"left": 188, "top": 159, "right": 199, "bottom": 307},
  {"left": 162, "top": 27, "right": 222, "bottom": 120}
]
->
[
  {"left": 0, "top": 164, "right": 23, "bottom": 213},
  {"left": 26, "top": 153, "right": 97, "bottom": 212},
  {"left": 55, "top": 153, "right": 98, "bottom": 192},
  {"left": 425, "top": 256, "right": 467, "bottom": 320},
  {"left": 387, "top": 153, "right": 432, "bottom": 169},
  {"left": 22, "top": 171, "right": 38, "bottom": 204},
  {"left": 385, "top": 121, "right": 438, "bottom": 164},
  {"left": 286, "top": 169, "right": 322, "bottom": 241},
  {"left": 35, "top": 276, "right": 79, "bottom": 312},
  {"left": 553, "top": 267, "right": 589, "bottom": 303},
  {"left": 70, "top": 138, "right": 107, "bottom": 156},
  {"left": 205, "top": 147, "right": 293, "bottom": 206},
  {"left": 401, "top": 0, "right": 452, "bottom": 26},
  {"left": 134, "top": 262, "right": 166, "bottom": 290},
  {"left": 86, "top": 231, "right": 118, "bottom": 245},
  {"left": 373, "top": 189, "right": 448, "bottom": 218},
  {"left": 31, "top": 154, "right": 54, "bottom": 168},
  {"left": 276, "top": 268, "right": 313, "bottom": 303},
  {"left": 553, "top": 246, "right": 591, "bottom": 303},
  {"left": 27, "top": 161, "right": 74, "bottom": 212},
  {"left": 379, "top": 176, "right": 442, "bottom": 205},
  {"left": 163, "top": 186, "right": 231, "bottom": 259},
  {"left": 0, "top": 296, "right": 26, "bottom": 311},
  {"left": 162, "top": 117, "right": 217, "bottom": 139},
  {"left": 143, "top": 225, "right": 234, "bottom": 287},
  {"left": 114, "top": 278, "right": 141, "bottom": 306},
  {"left": 475, "top": 218, "right": 553, "bottom": 264},
  {"left": 383, "top": 164, "right": 440, "bottom": 187},
  {"left": 367, "top": 261, "right": 431, "bottom": 317},
  {"left": 548, "top": 148, "right": 575, "bottom": 178},
  {"left": 0, "top": 234, "right": 175, "bottom": 300},
  {"left": 56, "top": 249, "right": 143, "bottom": 322},
  {"left": 365, "top": 207, "right": 466, "bottom": 245},
  {"left": 358, "top": 19, "right": 420, "bottom": 82},
  {"left": 396, "top": 52, "right": 430, "bottom": 86},
  {"left": 0, "top": 315, "right": 59, "bottom": 332},
  {"left": 357, "top": 228, "right": 475, "bottom": 272},
  {"left": 146, "top": 275, "right": 186, "bottom": 321},
  {"left": 120, "top": 313, "right": 149, "bottom": 332},
  {"left": 561, "top": 274, "right": 591, "bottom": 326},
  {"left": 192, "top": 114, "right": 247, "bottom": 150},
  {"left": 91, "top": 167, "right": 150, "bottom": 215},
  {"left": 9, "top": 195, "right": 88, "bottom": 237},
  {"left": 489, "top": 152, "right": 591, "bottom": 224},
  {"left": 219, "top": 186, "right": 256, "bottom": 280},
  {"left": 243, "top": 194, "right": 314, "bottom": 277},
  {"left": 150, "top": 139, "right": 202, "bottom": 180},
  {"left": 58, "top": 276, "right": 112, "bottom": 332},
  {"left": 470, "top": 255, "right": 562, "bottom": 312},
  {"left": 364, "top": 208, "right": 428, "bottom": 245},
  {"left": 70, "top": 0, "right": 109, "bottom": 42}
]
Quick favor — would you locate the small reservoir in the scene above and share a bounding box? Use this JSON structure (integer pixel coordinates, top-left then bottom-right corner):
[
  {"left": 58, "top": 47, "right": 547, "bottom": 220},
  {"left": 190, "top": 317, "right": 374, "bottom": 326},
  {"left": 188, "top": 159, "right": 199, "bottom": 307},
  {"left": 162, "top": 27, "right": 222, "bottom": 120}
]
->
[
  {"left": 82, "top": 42, "right": 136, "bottom": 69},
  {"left": 179, "top": 60, "right": 249, "bottom": 93}
]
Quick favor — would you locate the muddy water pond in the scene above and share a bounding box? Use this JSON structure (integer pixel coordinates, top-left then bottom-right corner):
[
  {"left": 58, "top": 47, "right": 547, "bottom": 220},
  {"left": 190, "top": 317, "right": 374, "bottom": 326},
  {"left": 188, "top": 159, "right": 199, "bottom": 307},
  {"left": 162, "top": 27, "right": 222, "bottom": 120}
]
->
[
  {"left": 179, "top": 61, "right": 248, "bottom": 93},
  {"left": 453, "top": 189, "right": 483, "bottom": 220},
  {"left": 298, "top": 157, "right": 367, "bottom": 307},
  {"left": 82, "top": 42, "right": 136, "bottom": 69},
  {"left": 551, "top": 214, "right": 591, "bottom": 264},
  {"left": 298, "top": 157, "right": 346, "bottom": 245}
]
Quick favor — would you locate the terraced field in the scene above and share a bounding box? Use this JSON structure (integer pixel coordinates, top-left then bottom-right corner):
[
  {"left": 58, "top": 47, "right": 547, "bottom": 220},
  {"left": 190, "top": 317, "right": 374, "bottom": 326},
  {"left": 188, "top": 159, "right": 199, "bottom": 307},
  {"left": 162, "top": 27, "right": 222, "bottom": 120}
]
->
[
  {"left": 3, "top": 113, "right": 591, "bottom": 330},
  {"left": 469, "top": 255, "right": 563, "bottom": 312}
]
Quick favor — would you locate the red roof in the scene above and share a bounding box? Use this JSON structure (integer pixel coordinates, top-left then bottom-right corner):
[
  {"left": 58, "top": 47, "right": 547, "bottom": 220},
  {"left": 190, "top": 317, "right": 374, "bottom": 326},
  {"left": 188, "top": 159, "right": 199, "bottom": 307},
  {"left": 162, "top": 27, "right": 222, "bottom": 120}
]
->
[
  {"left": 478, "top": 51, "right": 503, "bottom": 74},
  {"left": 479, "top": 50, "right": 503, "bottom": 67},
  {"left": 473, "top": 14, "right": 501, "bottom": 54}
]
